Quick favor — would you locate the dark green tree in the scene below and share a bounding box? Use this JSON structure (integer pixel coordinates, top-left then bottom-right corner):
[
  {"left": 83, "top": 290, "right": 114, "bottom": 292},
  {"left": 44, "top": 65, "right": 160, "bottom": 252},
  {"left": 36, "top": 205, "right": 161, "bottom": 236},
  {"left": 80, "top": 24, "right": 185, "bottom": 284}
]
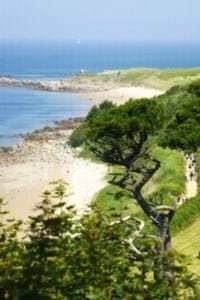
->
[
  {"left": 86, "top": 98, "right": 179, "bottom": 280},
  {"left": 187, "top": 80, "right": 200, "bottom": 98},
  {"left": 0, "top": 191, "right": 198, "bottom": 299},
  {"left": 161, "top": 96, "right": 200, "bottom": 152},
  {"left": 0, "top": 198, "right": 23, "bottom": 300},
  {"left": 21, "top": 182, "right": 79, "bottom": 300}
]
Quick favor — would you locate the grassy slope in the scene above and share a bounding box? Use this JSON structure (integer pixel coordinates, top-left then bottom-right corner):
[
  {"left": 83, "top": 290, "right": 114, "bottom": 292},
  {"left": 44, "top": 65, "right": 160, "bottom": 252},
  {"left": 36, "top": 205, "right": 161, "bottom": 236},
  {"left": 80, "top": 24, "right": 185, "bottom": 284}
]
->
[
  {"left": 173, "top": 218, "right": 200, "bottom": 274},
  {"left": 173, "top": 152, "right": 200, "bottom": 274},
  {"left": 94, "top": 147, "right": 185, "bottom": 214},
  {"left": 143, "top": 147, "right": 185, "bottom": 204},
  {"left": 94, "top": 146, "right": 200, "bottom": 274},
  {"left": 94, "top": 67, "right": 200, "bottom": 90}
]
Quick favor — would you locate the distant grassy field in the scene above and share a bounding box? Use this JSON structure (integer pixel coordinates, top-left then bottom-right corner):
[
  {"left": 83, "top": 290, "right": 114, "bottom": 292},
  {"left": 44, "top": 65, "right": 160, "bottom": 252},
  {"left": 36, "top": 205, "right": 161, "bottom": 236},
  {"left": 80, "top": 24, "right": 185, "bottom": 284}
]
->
[{"left": 95, "top": 67, "right": 200, "bottom": 90}]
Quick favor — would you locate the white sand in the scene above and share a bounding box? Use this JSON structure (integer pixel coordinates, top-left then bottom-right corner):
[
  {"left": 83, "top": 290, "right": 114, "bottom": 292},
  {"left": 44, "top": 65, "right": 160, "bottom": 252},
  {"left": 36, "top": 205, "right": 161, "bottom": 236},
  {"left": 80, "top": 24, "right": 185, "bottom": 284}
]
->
[
  {"left": 0, "top": 138, "right": 107, "bottom": 220},
  {"left": 0, "top": 82, "right": 163, "bottom": 221},
  {"left": 81, "top": 86, "right": 163, "bottom": 105}
]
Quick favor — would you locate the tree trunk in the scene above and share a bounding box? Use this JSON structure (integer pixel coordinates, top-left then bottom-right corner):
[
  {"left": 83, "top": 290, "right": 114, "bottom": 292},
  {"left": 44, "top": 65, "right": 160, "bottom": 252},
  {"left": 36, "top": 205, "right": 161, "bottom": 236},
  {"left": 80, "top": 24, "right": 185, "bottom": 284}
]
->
[
  {"left": 154, "top": 215, "right": 174, "bottom": 284},
  {"left": 159, "top": 214, "right": 172, "bottom": 252}
]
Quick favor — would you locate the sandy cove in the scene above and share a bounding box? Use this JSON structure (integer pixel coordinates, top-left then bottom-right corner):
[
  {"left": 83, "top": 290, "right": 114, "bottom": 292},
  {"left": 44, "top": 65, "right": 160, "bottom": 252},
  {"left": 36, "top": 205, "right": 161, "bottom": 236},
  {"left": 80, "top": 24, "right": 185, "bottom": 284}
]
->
[
  {"left": 0, "top": 125, "right": 107, "bottom": 220},
  {"left": 0, "top": 75, "right": 163, "bottom": 105},
  {"left": 0, "top": 77, "right": 163, "bottom": 220}
]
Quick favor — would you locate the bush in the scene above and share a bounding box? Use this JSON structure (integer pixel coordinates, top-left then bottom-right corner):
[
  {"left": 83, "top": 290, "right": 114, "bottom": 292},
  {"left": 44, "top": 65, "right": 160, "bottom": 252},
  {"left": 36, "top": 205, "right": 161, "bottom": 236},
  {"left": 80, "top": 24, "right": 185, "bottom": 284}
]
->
[
  {"left": 172, "top": 195, "right": 200, "bottom": 234},
  {"left": 187, "top": 79, "right": 200, "bottom": 97},
  {"left": 68, "top": 123, "right": 89, "bottom": 148},
  {"left": 69, "top": 101, "right": 115, "bottom": 148},
  {"left": 0, "top": 190, "right": 199, "bottom": 300}
]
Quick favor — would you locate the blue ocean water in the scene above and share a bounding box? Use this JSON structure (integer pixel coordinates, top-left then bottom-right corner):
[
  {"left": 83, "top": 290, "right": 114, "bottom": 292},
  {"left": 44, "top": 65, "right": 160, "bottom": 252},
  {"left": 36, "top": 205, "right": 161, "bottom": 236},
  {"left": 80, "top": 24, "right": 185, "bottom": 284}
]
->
[
  {"left": 0, "top": 41, "right": 200, "bottom": 146},
  {"left": 0, "top": 87, "right": 90, "bottom": 147},
  {"left": 1, "top": 41, "right": 200, "bottom": 79}
]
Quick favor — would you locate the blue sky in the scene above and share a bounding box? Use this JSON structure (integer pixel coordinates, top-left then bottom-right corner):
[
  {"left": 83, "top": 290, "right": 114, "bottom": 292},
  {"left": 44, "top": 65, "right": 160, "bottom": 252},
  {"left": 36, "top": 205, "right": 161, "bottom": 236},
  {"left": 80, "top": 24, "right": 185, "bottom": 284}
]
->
[{"left": 0, "top": 0, "right": 200, "bottom": 42}]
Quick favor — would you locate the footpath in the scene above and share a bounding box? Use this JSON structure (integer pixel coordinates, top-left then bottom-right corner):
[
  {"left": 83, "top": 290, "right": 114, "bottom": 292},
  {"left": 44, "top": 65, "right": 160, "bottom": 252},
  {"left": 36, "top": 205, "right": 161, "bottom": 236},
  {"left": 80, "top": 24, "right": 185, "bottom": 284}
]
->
[{"left": 178, "top": 153, "right": 198, "bottom": 205}]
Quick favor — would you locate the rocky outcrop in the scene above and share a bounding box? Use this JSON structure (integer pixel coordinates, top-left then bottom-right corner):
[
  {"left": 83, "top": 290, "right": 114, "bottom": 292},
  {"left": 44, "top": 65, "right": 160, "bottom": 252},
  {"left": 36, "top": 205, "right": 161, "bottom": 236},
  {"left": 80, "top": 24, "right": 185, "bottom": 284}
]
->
[{"left": 0, "top": 75, "right": 116, "bottom": 93}]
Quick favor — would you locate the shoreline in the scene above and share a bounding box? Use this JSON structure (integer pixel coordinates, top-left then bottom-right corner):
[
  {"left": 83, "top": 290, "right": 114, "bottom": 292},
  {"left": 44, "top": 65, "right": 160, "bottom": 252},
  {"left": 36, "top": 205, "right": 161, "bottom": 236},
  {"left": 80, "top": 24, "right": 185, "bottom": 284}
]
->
[
  {"left": 0, "top": 121, "right": 107, "bottom": 220},
  {"left": 0, "top": 74, "right": 164, "bottom": 105},
  {"left": 0, "top": 72, "right": 164, "bottom": 220}
]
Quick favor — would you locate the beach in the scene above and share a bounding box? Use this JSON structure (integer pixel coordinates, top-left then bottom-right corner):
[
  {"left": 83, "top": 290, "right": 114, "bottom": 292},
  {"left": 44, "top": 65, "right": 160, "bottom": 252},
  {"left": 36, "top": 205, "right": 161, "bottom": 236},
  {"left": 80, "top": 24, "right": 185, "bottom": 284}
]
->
[
  {"left": 82, "top": 86, "right": 163, "bottom": 104},
  {"left": 0, "top": 75, "right": 164, "bottom": 105},
  {"left": 0, "top": 122, "right": 107, "bottom": 220},
  {"left": 0, "top": 77, "right": 163, "bottom": 220}
]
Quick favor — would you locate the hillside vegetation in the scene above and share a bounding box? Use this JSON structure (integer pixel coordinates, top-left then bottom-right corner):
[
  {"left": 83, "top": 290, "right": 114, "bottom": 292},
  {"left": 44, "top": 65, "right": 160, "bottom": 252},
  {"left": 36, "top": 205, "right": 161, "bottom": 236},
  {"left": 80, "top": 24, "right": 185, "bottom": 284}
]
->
[
  {"left": 92, "top": 67, "right": 200, "bottom": 90},
  {"left": 69, "top": 79, "right": 200, "bottom": 275},
  {"left": 2, "top": 77, "right": 200, "bottom": 298}
]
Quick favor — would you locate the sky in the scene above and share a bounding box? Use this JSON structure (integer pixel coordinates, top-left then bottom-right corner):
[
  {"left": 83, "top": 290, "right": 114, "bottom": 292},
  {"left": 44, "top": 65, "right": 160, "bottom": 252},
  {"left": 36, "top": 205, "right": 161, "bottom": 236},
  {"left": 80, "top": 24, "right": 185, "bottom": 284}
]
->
[{"left": 0, "top": 0, "right": 200, "bottom": 42}]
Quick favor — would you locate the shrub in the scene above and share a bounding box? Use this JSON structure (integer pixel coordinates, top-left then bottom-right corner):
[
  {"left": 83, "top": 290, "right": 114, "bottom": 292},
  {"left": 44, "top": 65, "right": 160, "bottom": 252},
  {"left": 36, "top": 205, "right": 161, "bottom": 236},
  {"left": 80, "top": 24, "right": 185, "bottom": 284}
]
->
[
  {"left": 172, "top": 195, "right": 200, "bottom": 234},
  {"left": 68, "top": 123, "right": 89, "bottom": 148}
]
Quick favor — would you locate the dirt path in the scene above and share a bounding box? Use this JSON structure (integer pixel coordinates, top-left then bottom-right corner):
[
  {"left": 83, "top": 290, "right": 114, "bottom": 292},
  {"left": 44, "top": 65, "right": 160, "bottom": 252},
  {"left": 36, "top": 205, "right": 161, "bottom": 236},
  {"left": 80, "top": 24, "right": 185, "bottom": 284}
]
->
[
  {"left": 185, "top": 154, "right": 198, "bottom": 199},
  {"left": 177, "top": 153, "right": 197, "bottom": 206}
]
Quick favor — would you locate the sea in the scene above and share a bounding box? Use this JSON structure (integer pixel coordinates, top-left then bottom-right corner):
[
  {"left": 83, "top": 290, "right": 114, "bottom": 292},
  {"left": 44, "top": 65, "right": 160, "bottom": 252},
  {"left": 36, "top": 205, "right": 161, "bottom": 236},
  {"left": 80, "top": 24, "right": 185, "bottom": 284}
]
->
[{"left": 0, "top": 40, "right": 200, "bottom": 147}]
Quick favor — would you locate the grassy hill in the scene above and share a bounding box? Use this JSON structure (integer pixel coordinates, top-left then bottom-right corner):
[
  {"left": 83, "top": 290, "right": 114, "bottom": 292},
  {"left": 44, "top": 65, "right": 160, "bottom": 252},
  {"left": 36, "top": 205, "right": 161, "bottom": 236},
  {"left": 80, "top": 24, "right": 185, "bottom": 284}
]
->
[
  {"left": 173, "top": 152, "right": 200, "bottom": 274},
  {"left": 94, "top": 67, "right": 200, "bottom": 90},
  {"left": 174, "top": 218, "right": 200, "bottom": 274},
  {"left": 95, "top": 146, "right": 185, "bottom": 215},
  {"left": 71, "top": 76, "right": 200, "bottom": 275}
]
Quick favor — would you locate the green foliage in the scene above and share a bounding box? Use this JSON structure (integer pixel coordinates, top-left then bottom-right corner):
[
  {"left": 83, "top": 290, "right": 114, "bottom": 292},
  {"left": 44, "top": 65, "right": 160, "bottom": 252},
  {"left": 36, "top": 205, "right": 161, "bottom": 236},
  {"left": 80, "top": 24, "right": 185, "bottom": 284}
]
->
[
  {"left": 88, "top": 98, "right": 164, "bottom": 141},
  {"left": 172, "top": 195, "right": 200, "bottom": 235},
  {"left": 86, "top": 99, "right": 164, "bottom": 172},
  {"left": 86, "top": 100, "right": 114, "bottom": 121},
  {"left": 68, "top": 122, "right": 89, "bottom": 148},
  {"left": 69, "top": 101, "right": 114, "bottom": 148},
  {"left": 77, "top": 144, "right": 101, "bottom": 162},
  {"left": 174, "top": 218, "right": 200, "bottom": 275},
  {"left": 143, "top": 147, "right": 185, "bottom": 205},
  {"left": 100, "top": 67, "right": 200, "bottom": 90},
  {"left": 195, "top": 151, "right": 200, "bottom": 193},
  {"left": 187, "top": 79, "right": 200, "bottom": 97},
  {"left": 0, "top": 186, "right": 199, "bottom": 299},
  {"left": 0, "top": 198, "right": 23, "bottom": 300},
  {"left": 95, "top": 147, "right": 185, "bottom": 216},
  {"left": 160, "top": 96, "right": 200, "bottom": 152},
  {"left": 21, "top": 183, "right": 78, "bottom": 300},
  {"left": 94, "top": 184, "right": 139, "bottom": 216}
]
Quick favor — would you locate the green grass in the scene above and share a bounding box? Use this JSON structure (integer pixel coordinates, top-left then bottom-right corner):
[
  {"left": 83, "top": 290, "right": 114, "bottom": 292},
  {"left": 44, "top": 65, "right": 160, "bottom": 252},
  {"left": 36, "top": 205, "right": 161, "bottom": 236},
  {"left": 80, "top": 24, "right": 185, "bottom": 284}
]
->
[
  {"left": 172, "top": 195, "right": 200, "bottom": 234},
  {"left": 143, "top": 147, "right": 185, "bottom": 205},
  {"left": 172, "top": 152, "right": 200, "bottom": 274},
  {"left": 94, "top": 184, "right": 140, "bottom": 217},
  {"left": 173, "top": 218, "right": 200, "bottom": 274},
  {"left": 95, "top": 67, "right": 200, "bottom": 91},
  {"left": 94, "top": 147, "right": 185, "bottom": 214},
  {"left": 77, "top": 144, "right": 101, "bottom": 163},
  {"left": 195, "top": 152, "right": 200, "bottom": 194}
]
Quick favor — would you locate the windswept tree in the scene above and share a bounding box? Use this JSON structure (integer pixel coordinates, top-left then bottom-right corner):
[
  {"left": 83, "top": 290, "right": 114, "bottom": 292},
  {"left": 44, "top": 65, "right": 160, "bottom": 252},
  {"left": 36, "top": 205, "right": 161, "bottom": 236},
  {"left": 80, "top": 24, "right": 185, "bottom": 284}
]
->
[
  {"left": 86, "top": 98, "right": 180, "bottom": 280},
  {"left": 21, "top": 182, "right": 79, "bottom": 300},
  {"left": 0, "top": 199, "right": 23, "bottom": 300}
]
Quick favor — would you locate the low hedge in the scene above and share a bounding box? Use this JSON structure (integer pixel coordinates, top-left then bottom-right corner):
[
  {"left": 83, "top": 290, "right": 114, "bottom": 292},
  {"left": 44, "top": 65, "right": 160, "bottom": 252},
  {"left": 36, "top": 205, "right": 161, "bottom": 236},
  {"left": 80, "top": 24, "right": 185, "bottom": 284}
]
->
[{"left": 172, "top": 195, "right": 200, "bottom": 234}]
